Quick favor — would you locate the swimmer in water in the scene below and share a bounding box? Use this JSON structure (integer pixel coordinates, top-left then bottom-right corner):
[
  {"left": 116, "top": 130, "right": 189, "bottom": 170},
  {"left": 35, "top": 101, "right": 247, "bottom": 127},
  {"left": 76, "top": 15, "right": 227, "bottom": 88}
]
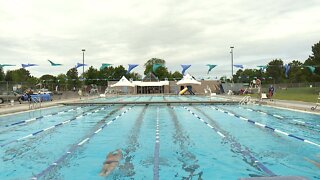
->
[
  {"left": 99, "top": 149, "right": 122, "bottom": 176},
  {"left": 304, "top": 157, "right": 320, "bottom": 168}
]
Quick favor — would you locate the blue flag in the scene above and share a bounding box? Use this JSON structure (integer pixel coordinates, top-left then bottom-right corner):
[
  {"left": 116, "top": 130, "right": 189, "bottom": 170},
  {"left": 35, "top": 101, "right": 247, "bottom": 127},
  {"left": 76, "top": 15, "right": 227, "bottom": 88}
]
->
[
  {"left": 234, "top": 64, "right": 243, "bottom": 69},
  {"left": 284, "top": 64, "right": 290, "bottom": 78},
  {"left": 181, "top": 64, "right": 191, "bottom": 75},
  {"left": 127, "top": 64, "right": 139, "bottom": 74},
  {"left": 75, "top": 63, "right": 87, "bottom": 69},
  {"left": 22, "top": 63, "right": 38, "bottom": 68}
]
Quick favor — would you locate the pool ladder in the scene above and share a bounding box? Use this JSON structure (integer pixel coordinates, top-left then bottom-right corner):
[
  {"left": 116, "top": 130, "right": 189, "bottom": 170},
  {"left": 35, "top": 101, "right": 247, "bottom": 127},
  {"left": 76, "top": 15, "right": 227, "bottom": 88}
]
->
[
  {"left": 29, "top": 97, "right": 42, "bottom": 110},
  {"left": 239, "top": 95, "right": 251, "bottom": 105}
]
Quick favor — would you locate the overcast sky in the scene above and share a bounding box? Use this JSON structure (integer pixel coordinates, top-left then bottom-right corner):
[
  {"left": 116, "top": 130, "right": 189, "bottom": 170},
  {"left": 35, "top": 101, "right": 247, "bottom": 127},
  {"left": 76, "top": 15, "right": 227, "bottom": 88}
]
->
[{"left": 1, "top": 0, "right": 320, "bottom": 79}]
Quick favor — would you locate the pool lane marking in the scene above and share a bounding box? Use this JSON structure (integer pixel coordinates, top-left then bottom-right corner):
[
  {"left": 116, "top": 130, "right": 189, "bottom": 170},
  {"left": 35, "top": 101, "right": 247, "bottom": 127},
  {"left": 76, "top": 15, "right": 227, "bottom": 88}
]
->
[
  {"left": 292, "top": 119, "right": 320, "bottom": 128},
  {"left": 183, "top": 106, "right": 225, "bottom": 138},
  {"left": 31, "top": 106, "right": 133, "bottom": 179},
  {"left": 182, "top": 106, "right": 275, "bottom": 176},
  {"left": 238, "top": 106, "right": 284, "bottom": 119},
  {"left": 3, "top": 107, "right": 84, "bottom": 128},
  {"left": 153, "top": 107, "right": 160, "bottom": 180},
  {"left": 0, "top": 106, "right": 109, "bottom": 147},
  {"left": 212, "top": 106, "right": 320, "bottom": 148}
]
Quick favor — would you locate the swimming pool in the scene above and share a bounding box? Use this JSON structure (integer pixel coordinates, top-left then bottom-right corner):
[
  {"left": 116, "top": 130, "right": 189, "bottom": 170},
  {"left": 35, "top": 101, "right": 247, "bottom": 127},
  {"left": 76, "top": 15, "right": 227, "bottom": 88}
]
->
[{"left": 0, "top": 95, "right": 319, "bottom": 179}]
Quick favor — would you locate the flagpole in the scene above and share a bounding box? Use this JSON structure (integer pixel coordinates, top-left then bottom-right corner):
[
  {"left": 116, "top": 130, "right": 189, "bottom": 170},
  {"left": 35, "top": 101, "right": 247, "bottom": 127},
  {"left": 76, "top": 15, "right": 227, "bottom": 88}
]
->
[
  {"left": 82, "top": 49, "right": 85, "bottom": 79},
  {"left": 230, "top": 46, "right": 234, "bottom": 79}
]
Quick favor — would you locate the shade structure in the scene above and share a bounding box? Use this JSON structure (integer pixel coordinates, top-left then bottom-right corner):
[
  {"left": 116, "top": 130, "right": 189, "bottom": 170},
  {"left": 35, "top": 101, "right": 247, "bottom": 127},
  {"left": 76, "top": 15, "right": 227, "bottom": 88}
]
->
[
  {"left": 110, "top": 76, "right": 134, "bottom": 87},
  {"left": 176, "top": 74, "right": 201, "bottom": 85}
]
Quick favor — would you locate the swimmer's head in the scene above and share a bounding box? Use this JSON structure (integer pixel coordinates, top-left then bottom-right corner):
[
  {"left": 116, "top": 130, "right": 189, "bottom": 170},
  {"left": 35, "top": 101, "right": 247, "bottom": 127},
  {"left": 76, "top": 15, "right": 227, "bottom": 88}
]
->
[{"left": 112, "top": 149, "right": 121, "bottom": 155}]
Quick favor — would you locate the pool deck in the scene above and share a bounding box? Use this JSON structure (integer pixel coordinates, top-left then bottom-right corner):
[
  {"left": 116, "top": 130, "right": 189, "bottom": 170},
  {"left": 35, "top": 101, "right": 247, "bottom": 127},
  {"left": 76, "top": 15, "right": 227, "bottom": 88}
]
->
[
  {"left": 0, "top": 95, "right": 99, "bottom": 116},
  {"left": 0, "top": 94, "right": 319, "bottom": 116},
  {"left": 220, "top": 95, "right": 320, "bottom": 114},
  {"left": 62, "top": 100, "right": 239, "bottom": 106}
]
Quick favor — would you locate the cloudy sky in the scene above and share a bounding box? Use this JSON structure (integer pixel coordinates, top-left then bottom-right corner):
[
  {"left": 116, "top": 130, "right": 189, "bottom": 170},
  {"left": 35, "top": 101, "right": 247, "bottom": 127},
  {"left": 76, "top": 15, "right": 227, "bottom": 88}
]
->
[{"left": 1, "top": 0, "right": 320, "bottom": 79}]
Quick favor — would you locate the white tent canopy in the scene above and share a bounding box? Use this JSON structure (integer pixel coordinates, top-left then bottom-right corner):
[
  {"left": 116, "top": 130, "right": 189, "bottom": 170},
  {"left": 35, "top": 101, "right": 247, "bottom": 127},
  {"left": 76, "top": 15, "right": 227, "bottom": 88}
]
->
[
  {"left": 110, "top": 76, "right": 134, "bottom": 87},
  {"left": 176, "top": 74, "right": 201, "bottom": 85}
]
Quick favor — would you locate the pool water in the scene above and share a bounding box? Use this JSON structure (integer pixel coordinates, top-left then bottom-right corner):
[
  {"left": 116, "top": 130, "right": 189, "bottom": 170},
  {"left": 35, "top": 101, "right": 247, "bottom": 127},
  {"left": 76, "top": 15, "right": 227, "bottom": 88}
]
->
[{"left": 0, "top": 95, "right": 319, "bottom": 179}]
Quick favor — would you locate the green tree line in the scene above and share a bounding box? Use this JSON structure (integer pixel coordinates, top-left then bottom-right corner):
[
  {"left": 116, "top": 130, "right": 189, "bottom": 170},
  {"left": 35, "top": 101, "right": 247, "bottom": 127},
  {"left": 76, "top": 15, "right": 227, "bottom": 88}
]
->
[
  {"left": 232, "top": 41, "right": 320, "bottom": 83},
  {"left": 0, "top": 58, "right": 183, "bottom": 87},
  {"left": 1, "top": 41, "right": 319, "bottom": 85}
]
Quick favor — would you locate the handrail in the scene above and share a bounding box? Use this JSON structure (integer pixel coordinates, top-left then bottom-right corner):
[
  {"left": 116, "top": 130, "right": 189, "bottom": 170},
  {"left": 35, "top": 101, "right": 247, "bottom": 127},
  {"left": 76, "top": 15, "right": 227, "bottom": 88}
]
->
[
  {"left": 239, "top": 95, "right": 251, "bottom": 105},
  {"left": 29, "top": 96, "right": 42, "bottom": 110}
]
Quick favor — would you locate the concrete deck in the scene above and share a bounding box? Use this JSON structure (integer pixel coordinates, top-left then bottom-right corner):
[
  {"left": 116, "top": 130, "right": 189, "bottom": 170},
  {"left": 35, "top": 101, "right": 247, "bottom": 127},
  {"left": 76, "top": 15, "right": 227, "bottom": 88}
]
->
[
  {"left": 62, "top": 100, "right": 239, "bottom": 106},
  {"left": 0, "top": 94, "right": 99, "bottom": 116},
  {"left": 0, "top": 94, "right": 319, "bottom": 116},
  {"left": 219, "top": 95, "right": 320, "bottom": 114}
]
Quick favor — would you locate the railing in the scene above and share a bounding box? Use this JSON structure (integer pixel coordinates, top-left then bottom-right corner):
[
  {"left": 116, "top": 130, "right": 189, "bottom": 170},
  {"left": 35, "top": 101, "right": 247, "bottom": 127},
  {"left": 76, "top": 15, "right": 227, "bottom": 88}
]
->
[
  {"left": 29, "top": 96, "right": 42, "bottom": 110},
  {"left": 239, "top": 95, "right": 251, "bottom": 105}
]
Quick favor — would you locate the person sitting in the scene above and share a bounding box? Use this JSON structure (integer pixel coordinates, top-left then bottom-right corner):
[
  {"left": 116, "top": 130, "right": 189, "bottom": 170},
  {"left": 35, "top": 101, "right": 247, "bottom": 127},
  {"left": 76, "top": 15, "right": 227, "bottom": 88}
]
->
[
  {"left": 26, "top": 89, "right": 35, "bottom": 102},
  {"left": 99, "top": 149, "right": 122, "bottom": 177}
]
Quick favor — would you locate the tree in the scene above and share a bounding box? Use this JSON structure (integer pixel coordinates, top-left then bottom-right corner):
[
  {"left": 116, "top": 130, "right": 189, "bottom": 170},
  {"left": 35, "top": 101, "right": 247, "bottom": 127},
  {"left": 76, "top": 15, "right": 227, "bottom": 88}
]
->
[
  {"left": 113, "top": 65, "right": 127, "bottom": 80},
  {"left": 266, "top": 59, "right": 284, "bottom": 84},
  {"left": 170, "top": 71, "right": 183, "bottom": 80},
  {"left": 39, "top": 74, "right": 56, "bottom": 90},
  {"left": 57, "top": 74, "right": 67, "bottom": 84},
  {"left": 126, "top": 72, "right": 142, "bottom": 81},
  {"left": 304, "top": 41, "right": 320, "bottom": 81},
  {"left": 287, "top": 60, "right": 308, "bottom": 83},
  {"left": 305, "top": 41, "right": 320, "bottom": 66},
  {"left": 84, "top": 66, "right": 100, "bottom": 85},
  {"left": 66, "top": 68, "right": 80, "bottom": 89},
  {"left": 40, "top": 74, "right": 56, "bottom": 81},
  {"left": 5, "top": 68, "right": 32, "bottom": 82},
  {"left": 0, "top": 68, "right": 5, "bottom": 81},
  {"left": 143, "top": 58, "right": 170, "bottom": 80}
]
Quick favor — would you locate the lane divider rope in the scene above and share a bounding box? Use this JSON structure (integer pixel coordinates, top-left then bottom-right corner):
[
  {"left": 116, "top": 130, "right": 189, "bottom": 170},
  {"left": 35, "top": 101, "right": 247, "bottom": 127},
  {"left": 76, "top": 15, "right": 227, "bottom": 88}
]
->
[
  {"left": 31, "top": 106, "right": 133, "bottom": 180},
  {"left": 1, "top": 106, "right": 109, "bottom": 147},
  {"left": 182, "top": 106, "right": 275, "bottom": 176},
  {"left": 239, "top": 106, "right": 320, "bottom": 128},
  {"left": 153, "top": 107, "right": 160, "bottom": 180},
  {"left": 212, "top": 106, "right": 320, "bottom": 148},
  {"left": 3, "top": 107, "right": 84, "bottom": 128},
  {"left": 238, "top": 106, "right": 284, "bottom": 119}
]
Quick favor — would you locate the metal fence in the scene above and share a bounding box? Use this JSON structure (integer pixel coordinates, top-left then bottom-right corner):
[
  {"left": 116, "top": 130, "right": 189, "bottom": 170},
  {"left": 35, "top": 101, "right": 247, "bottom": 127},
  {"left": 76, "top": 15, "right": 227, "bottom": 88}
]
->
[{"left": 0, "top": 81, "right": 108, "bottom": 95}]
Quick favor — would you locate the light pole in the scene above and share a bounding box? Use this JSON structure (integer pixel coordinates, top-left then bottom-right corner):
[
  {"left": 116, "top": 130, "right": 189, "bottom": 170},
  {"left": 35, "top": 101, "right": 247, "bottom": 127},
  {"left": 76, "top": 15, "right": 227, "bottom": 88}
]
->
[
  {"left": 82, "top": 49, "right": 85, "bottom": 79},
  {"left": 230, "top": 46, "right": 234, "bottom": 79}
]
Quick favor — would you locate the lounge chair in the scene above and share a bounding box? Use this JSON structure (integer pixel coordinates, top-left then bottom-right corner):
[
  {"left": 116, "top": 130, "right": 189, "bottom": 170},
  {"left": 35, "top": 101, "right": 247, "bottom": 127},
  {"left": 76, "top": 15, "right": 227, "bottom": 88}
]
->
[{"left": 261, "top": 93, "right": 268, "bottom": 100}]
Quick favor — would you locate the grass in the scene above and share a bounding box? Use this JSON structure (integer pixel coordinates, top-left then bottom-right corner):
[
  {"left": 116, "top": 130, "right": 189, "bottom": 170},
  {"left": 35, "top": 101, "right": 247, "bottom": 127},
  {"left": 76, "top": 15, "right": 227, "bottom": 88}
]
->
[
  {"left": 271, "top": 87, "right": 320, "bottom": 103},
  {"left": 244, "top": 87, "right": 320, "bottom": 103}
]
